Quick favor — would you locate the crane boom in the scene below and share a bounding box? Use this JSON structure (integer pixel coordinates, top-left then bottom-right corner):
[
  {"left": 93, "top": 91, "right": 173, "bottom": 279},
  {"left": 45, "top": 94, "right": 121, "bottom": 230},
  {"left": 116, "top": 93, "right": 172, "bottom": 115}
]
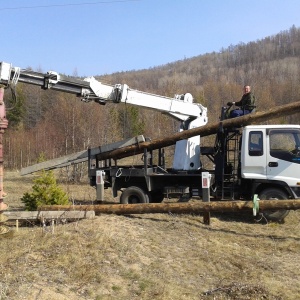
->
[
  {"left": 0, "top": 62, "right": 89, "bottom": 96},
  {"left": 0, "top": 62, "right": 207, "bottom": 123},
  {"left": 0, "top": 61, "right": 208, "bottom": 170}
]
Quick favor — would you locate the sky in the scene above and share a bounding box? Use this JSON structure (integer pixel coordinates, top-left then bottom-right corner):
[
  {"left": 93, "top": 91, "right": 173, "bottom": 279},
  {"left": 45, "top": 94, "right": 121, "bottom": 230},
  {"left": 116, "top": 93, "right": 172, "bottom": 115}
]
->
[{"left": 1, "top": 0, "right": 300, "bottom": 77}]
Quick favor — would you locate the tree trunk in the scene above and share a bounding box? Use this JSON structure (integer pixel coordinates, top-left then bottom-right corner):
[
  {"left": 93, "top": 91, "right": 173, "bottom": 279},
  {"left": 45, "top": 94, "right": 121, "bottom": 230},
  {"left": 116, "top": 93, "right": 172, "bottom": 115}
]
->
[
  {"left": 39, "top": 199, "right": 300, "bottom": 214},
  {"left": 96, "top": 101, "right": 300, "bottom": 160}
]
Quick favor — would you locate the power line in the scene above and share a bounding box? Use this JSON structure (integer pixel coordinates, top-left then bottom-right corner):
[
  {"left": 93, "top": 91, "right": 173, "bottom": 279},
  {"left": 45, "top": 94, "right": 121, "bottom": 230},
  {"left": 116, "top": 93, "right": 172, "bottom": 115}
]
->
[{"left": 0, "top": 0, "right": 140, "bottom": 11}]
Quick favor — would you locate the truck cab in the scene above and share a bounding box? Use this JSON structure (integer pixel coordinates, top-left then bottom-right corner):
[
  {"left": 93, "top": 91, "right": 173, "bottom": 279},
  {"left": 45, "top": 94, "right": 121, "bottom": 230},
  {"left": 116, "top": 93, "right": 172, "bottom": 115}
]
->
[
  {"left": 241, "top": 125, "right": 300, "bottom": 198},
  {"left": 213, "top": 124, "right": 300, "bottom": 221}
]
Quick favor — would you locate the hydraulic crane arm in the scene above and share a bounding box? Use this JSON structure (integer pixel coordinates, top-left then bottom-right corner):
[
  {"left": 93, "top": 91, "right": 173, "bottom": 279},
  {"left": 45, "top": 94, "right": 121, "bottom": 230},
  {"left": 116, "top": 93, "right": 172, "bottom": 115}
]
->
[
  {"left": 0, "top": 62, "right": 98, "bottom": 99},
  {"left": 0, "top": 62, "right": 207, "bottom": 124},
  {"left": 0, "top": 61, "right": 208, "bottom": 170}
]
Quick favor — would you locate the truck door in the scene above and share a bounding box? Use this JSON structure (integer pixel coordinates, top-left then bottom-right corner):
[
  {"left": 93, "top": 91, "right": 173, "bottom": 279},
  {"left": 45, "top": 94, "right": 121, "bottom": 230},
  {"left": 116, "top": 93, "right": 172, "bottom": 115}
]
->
[
  {"left": 242, "top": 130, "right": 266, "bottom": 179},
  {"left": 266, "top": 129, "right": 300, "bottom": 185}
]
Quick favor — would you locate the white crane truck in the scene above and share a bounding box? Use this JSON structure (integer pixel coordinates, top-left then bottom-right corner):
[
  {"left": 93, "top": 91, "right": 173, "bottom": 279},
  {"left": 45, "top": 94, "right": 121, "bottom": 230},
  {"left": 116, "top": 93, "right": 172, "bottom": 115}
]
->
[{"left": 1, "top": 61, "right": 300, "bottom": 221}]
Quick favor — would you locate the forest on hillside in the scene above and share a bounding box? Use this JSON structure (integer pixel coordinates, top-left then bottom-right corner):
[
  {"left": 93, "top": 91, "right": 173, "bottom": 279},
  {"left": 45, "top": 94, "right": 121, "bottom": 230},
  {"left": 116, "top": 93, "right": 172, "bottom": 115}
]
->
[{"left": 3, "top": 25, "right": 300, "bottom": 170}]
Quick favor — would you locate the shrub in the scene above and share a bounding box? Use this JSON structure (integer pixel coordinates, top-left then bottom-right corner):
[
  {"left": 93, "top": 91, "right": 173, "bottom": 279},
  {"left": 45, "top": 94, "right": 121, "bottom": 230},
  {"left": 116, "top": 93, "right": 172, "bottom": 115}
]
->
[{"left": 21, "top": 170, "right": 69, "bottom": 210}]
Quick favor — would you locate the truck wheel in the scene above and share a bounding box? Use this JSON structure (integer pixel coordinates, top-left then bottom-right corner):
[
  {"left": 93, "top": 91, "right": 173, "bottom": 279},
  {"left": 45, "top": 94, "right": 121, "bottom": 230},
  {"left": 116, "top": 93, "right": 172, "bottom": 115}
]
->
[
  {"left": 120, "top": 186, "right": 149, "bottom": 204},
  {"left": 258, "top": 188, "right": 290, "bottom": 222}
]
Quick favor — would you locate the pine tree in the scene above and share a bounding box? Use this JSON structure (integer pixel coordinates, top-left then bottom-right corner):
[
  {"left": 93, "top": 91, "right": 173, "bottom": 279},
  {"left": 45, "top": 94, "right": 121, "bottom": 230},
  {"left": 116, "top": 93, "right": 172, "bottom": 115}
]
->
[{"left": 21, "top": 170, "right": 69, "bottom": 211}]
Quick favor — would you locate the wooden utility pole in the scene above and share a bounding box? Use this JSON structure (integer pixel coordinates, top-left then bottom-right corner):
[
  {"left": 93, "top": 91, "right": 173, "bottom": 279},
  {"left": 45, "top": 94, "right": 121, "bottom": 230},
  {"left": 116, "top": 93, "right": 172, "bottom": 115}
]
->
[
  {"left": 96, "top": 101, "right": 300, "bottom": 160},
  {"left": 20, "top": 101, "right": 300, "bottom": 174},
  {"left": 39, "top": 199, "right": 300, "bottom": 215},
  {"left": 0, "top": 87, "right": 9, "bottom": 234}
]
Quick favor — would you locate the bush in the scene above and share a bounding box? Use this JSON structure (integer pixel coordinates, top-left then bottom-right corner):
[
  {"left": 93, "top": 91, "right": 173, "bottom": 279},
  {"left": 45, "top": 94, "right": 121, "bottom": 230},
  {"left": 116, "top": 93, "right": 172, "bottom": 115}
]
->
[{"left": 21, "top": 170, "right": 69, "bottom": 211}]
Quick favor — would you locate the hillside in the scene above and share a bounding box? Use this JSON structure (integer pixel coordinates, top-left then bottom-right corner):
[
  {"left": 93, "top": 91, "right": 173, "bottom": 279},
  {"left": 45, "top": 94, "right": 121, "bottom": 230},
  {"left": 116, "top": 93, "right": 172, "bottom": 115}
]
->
[
  {"left": 1, "top": 171, "right": 300, "bottom": 300},
  {"left": 2, "top": 24, "right": 300, "bottom": 300}
]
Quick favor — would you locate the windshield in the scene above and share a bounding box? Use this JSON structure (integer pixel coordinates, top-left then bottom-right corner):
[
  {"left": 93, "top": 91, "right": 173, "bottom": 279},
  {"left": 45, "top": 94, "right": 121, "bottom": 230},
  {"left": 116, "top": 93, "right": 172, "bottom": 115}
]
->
[{"left": 269, "top": 129, "right": 300, "bottom": 162}]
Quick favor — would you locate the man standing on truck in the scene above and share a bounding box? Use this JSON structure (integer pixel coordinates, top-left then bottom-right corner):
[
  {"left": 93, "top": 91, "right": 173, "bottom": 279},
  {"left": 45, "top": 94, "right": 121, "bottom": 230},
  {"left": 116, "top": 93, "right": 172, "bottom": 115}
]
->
[{"left": 227, "top": 85, "right": 256, "bottom": 118}]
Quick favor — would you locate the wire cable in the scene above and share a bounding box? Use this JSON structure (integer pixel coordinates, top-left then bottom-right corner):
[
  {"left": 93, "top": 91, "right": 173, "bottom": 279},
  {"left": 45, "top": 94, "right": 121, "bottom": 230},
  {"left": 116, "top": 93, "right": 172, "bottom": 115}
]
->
[{"left": 0, "top": 0, "right": 140, "bottom": 11}]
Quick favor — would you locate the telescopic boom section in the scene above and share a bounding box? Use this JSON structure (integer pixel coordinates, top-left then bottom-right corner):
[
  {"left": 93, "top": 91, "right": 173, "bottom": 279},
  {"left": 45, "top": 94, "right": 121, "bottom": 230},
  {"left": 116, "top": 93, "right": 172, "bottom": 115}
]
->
[
  {"left": 0, "top": 62, "right": 207, "bottom": 124},
  {"left": 0, "top": 62, "right": 90, "bottom": 96}
]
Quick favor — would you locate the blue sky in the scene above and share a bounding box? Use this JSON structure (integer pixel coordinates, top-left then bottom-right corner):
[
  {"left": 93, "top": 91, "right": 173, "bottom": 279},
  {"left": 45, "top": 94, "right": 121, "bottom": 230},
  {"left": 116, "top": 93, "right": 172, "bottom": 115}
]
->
[{"left": 1, "top": 0, "right": 300, "bottom": 77}]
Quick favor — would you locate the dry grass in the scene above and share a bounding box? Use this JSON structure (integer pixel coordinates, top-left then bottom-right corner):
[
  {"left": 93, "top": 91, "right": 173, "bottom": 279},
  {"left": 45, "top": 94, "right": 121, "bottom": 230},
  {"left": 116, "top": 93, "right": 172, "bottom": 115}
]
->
[{"left": 0, "top": 171, "right": 300, "bottom": 299}]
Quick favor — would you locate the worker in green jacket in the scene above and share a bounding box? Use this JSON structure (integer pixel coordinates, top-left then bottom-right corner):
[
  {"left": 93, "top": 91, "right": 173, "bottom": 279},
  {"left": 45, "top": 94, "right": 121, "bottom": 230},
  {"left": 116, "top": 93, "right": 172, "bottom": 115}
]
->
[{"left": 227, "top": 85, "right": 256, "bottom": 118}]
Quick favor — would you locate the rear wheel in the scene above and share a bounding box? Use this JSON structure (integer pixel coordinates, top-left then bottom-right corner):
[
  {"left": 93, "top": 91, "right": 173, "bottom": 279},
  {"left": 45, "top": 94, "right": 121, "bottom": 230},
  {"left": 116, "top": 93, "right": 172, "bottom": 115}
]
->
[
  {"left": 120, "top": 186, "right": 149, "bottom": 204},
  {"left": 258, "top": 188, "right": 290, "bottom": 221}
]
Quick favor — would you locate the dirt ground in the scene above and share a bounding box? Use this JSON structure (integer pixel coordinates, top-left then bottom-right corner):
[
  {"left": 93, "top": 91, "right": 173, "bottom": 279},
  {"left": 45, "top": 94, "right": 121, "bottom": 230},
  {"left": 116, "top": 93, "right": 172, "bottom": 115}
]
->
[{"left": 0, "top": 171, "right": 300, "bottom": 299}]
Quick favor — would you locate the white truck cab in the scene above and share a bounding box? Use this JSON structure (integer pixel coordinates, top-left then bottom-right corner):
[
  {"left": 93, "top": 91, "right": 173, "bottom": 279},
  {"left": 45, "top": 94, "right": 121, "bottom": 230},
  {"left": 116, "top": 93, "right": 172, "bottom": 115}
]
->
[
  {"left": 239, "top": 125, "right": 300, "bottom": 220},
  {"left": 242, "top": 125, "right": 300, "bottom": 195}
]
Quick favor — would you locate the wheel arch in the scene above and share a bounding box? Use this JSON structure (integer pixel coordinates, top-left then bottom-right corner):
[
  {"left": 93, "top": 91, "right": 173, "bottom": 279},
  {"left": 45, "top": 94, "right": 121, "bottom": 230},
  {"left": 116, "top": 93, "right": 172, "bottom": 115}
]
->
[{"left": 253, "top": 180, "right": 293, "bottom": 199}]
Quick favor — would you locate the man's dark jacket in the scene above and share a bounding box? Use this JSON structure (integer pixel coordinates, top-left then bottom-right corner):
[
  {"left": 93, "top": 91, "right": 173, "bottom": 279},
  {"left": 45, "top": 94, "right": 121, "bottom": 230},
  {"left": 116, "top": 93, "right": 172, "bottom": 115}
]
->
[{"left": 235, "top": 92, "right": 256, "bottom": 111}]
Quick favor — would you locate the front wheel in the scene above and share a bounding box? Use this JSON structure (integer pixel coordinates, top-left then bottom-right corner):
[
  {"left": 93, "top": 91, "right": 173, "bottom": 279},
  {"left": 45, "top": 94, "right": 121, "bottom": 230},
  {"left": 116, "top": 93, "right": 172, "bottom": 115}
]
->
[
  {"left": 120, "top": 186, "right": 150, "bottom": 204},
  {"left": 258, "top": 188, "right": 290, "bottom": 222}
]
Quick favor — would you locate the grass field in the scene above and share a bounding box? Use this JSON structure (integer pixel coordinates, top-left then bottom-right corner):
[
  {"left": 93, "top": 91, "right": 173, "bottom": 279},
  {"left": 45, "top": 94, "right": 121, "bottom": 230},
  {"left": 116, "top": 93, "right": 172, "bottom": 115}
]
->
[{"left": 0, "top": 171, "right": 300, "bottom": 299}]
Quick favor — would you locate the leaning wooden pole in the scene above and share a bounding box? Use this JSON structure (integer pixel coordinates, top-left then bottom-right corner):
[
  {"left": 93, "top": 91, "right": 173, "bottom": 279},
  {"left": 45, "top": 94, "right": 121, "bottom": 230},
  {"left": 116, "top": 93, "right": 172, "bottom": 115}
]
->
[
  {"left": 0, "top": 87, "right": 9, "bottom": 234},
  {"left": 96, "top": 101, "right": 300, "bottom": 160},
  {"left": 40, "top": 199, "right": 300, "bottom": 215}
]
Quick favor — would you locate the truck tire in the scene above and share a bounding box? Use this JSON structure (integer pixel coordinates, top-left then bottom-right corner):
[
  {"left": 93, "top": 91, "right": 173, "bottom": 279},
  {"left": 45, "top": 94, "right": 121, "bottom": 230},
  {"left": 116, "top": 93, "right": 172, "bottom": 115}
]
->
[
  {"left": 120, "top": 186, "right": 149, "bottom": 204},
  {"left": 258, "top": 188, "right": 290, "bottom": 222}
]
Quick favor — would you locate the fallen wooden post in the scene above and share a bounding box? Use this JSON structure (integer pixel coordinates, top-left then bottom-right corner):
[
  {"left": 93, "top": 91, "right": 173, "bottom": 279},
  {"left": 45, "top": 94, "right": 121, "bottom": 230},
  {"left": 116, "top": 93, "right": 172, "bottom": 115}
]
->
[
  {"left": 95, "top": 101, "right": 300, "bottom": 160},
  {"left": 20, "top": 101, "right": 300, "bottom": 173},
  {"left": 39, "top": 199, "right": 300, "bottom": 215},
  {"left": 3, "top": 210, "right": 95, "bottom": 221}
]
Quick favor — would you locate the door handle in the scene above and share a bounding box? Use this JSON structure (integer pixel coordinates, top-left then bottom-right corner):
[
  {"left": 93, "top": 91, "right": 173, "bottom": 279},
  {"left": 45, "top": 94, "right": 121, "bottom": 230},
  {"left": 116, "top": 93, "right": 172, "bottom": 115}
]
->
[{"left": 268, "top": 162, "right": 278, "bottom": 167}]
